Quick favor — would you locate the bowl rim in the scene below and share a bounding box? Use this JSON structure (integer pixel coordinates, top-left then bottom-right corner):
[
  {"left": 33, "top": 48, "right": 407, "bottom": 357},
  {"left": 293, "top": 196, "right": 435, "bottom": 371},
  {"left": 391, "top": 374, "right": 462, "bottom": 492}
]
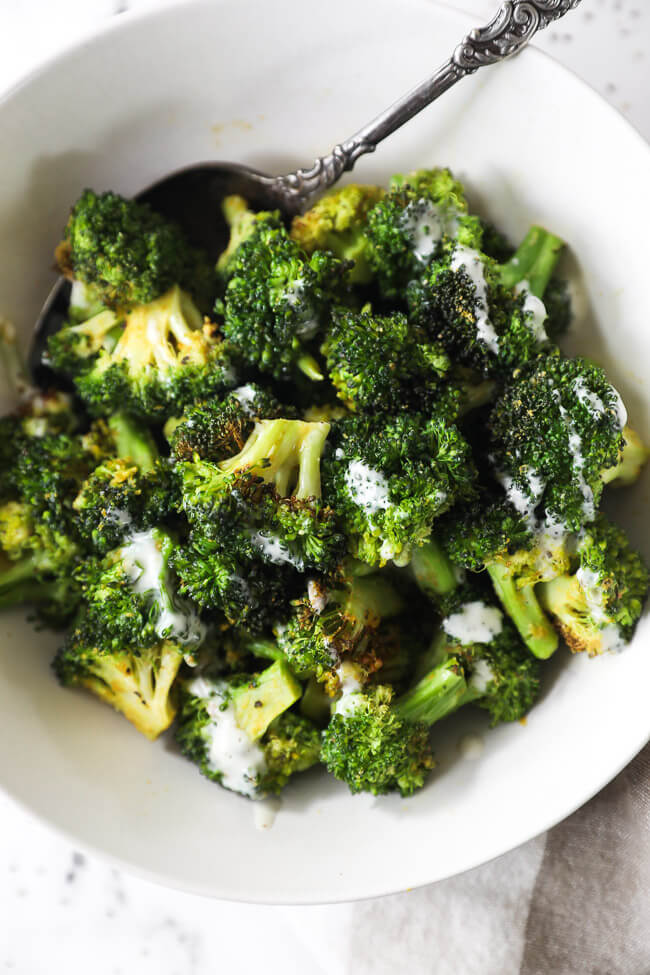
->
[{"left": 0, "top": 0, "right": 649, "bottom": 904}]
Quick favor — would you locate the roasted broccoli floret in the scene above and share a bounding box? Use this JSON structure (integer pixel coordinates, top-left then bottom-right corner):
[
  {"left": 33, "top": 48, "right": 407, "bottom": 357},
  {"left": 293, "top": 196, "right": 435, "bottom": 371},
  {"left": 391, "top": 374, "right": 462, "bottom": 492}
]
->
[
  {"left": 166, "top": 384, "right": 291, "bottom": 463},
  {"left": 322, "top": 411, "right": 476, "bottom": 566},
  {"left": 55, "top": 188, "right": 215, "bottom": 311},
  {"left": 53, "top": 634, "right": 184, "bottom": 739},
  {"left": 66, "top": 286, "right": 237, "bottom": 419},
  {"left": 397, "top": 584, "right": 541, "bottom": 727},
  {"left": 601, "top": 425, "right": 649, "bottom": 488},
  {"left": 320, "top": 679, "right": 434, "bottom": 796},
  {"left": 537, "top": 515, "right": 648, "bottom": 655},
  {"left": 364, "top": 167, "right": 482, "bottom": 299},
  {"left": 321, "top": 307, "right": 449, "bottom": 412},
  {"left": 488, "top": 350, "right": 630, "bottom": 531},
  {"left": 0, "top": 500, "right": 80, "bottom": 623},
  {"left": 75, "top": 527, "right": 205, "bottom": 653},
  {"left": 175, "top": 662, "right": 319, "bottom": 797},
  {"left": 290, "top": 183, "right": 385, "bottom": 284},
  {"left": 275, "top": 569, "right": 405, "bottom": 682},
  {"left": 407, "top": 226, "right": 564, "bottom": 377},
  {"left": 219, "top": 220, "right": 347, "bottom": 380},
  {"left": 439, "top": 496, "right": 561, "bottom": 659},
  {"left": 216, "top": 195, "right": 280, "bottom": 280}
]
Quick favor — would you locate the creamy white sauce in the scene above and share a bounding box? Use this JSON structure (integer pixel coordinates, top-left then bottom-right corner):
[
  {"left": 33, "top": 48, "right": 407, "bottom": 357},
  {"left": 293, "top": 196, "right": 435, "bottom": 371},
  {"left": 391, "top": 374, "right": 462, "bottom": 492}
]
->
[
  {"left": 468, "top": 658, "right": 496, "bottom": 694},
  {"left": 186, "top": 677, "right": 267, "bottom": 798},
  {"left": 344, "top": 461, "right": 391, "bottom": 516},
  {"left": 450, "top": 246, "right": 499, "bottom": 354},
  {"left": 307, "top": 578, "right": 328, "bottom": 615},
  {"left": 232, "top": 384, "right": 258, "bottom": 414},
  {"left": 573, "top": 377, "right": 607, "bottom": 419},
  {"left": 498, "top": 467, "right": 545, "bottom": 530},
  {"left": 611, "top": 386, "right": 628, "bottom": 430},
  {"left": 249, "top": 531, "right": 304, "bottom": 570},
  {"left": 283, "top": 277, "right": 305, "bottom": 308},
  {"left": 253, "top": 797, "right": 281, "bottom": 830},
  {"left": 401, "top": 199, "right": 445, "bottom": 262},
  {"left": 443, "top": 601, "right": 504, "bottom": 645},
  {"left": 105, "top": 507, "right": 134, "bottom": 529},
  {"left": 576, "top": 565, "right": 609, "bottom": 625},
  {"left": 596, "top": 623, "right": 626, "bottom": 653},
  {"left": 555, "top": 400, "right": 595, "bottom": 522},
  {"left": 334, "top": 663, "right": 364, "bottom": 716},
  {"left": 120, "top": 530, "right": 206, "bottom": 647},
  {"left": 515, "top": 281, "right": 548, "bottom": 343},
  {"left": 457, "top": 733, "right": 484, "bottom": 760}
]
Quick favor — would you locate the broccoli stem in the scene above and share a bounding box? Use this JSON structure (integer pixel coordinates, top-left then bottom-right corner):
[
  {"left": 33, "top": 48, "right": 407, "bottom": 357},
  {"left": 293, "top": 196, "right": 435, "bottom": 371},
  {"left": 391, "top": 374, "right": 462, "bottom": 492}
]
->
[
  {"left": 395, "top": 658, "right": 470, "bottom": 725},
  {"left": 297, "top": 354, "right": 324, "bottom": 382},
  {"left": 107, "top": 412, "right": 158, "bottom": 473},
  {"left": 0, "top": 552, "right": 49, "bottom": 598},
  {"left": 487, "top": 562, "right": 558, "bottom": 659},
  {"left": 411, "top": 539, "right": 458, "bottom": 601},
  {"left": 498, "top": 226, "right": 565, "bottom": 298},
  {"left": 0, "top": 576, "right": 66, "bottom": 610}
]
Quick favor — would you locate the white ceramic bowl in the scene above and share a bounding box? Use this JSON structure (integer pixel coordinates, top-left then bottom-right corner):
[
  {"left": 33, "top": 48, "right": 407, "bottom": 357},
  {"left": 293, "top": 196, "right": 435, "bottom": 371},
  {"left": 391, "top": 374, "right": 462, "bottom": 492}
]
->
[{"left": 0, "top": 0, "right": 648, "bottom": 904}]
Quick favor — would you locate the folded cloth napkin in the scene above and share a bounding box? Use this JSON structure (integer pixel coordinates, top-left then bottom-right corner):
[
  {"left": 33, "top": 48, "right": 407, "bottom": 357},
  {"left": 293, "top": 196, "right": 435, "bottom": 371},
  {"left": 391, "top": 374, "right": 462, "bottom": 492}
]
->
[{"left": 337, "top": 743, "right": 650, "bottom": 975}]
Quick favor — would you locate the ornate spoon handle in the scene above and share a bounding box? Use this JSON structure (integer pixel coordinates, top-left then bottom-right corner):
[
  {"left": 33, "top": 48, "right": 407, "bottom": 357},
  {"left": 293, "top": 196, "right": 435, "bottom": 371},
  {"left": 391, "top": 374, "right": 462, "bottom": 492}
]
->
[{"left": 263, "top": 0, "right": 582, "bottom": 213}]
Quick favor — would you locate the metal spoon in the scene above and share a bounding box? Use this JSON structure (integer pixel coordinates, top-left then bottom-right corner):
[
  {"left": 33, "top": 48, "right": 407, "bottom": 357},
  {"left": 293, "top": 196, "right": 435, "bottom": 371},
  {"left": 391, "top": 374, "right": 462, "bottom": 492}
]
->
[{"left": 30, "top": 0, "right": 581, "bottom": 379}]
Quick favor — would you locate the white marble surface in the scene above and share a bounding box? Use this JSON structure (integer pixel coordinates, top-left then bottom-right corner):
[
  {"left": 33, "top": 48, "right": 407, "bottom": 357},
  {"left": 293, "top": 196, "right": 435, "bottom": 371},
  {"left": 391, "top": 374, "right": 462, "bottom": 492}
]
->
[{"left": 0, "top": 1, "right": 649, "bottom": 973}]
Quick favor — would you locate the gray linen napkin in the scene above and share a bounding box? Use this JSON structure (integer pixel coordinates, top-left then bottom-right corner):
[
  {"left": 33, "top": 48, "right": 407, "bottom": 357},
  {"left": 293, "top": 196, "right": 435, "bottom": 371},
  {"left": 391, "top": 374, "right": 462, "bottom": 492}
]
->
[{"left": 342, "top": 743, "right": 650, "bottom": 975}]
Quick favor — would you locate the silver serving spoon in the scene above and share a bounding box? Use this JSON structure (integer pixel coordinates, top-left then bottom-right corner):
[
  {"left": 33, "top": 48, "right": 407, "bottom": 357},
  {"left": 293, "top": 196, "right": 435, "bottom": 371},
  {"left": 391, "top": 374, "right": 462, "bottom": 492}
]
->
[{"left": 30, "top": 0, "right": 581, "bottom": 379}]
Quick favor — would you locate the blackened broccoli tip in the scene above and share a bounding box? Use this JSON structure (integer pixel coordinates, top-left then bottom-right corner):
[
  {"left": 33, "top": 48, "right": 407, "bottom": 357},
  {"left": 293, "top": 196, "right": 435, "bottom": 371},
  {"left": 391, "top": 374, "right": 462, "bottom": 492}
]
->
[
  {"left": 488, "top": 350, "right": 629, "bottom": 532},
  {"left": 57, "top": 188, "right": 216, "bottom": 311},
  {"left": 538, "top": 515, "right": 649, "bottom": 656},
  {"left": 275, "top": 571, "right": 405, "bottom": 681},
  {"left": 290, "top": 183, "right": 385, "bottom": 284},
  {"left": 321, "top": 683, "right": 434, "bottom": 796},
  {"left": 53, "top": 635, "right": 183, "bottom": 740},
  {"left": 321, "top": 307, "right": 449, "bottom": 413}
]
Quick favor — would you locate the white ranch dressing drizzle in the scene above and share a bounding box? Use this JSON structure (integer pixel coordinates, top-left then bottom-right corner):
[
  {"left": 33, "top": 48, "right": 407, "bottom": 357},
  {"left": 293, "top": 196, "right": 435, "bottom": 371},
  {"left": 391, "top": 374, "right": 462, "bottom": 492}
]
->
[
  {"left": 249, "top": 530, "right": 304, "bottom": 570},
  {"left": 401, "top": 199, "right": 445, "bottom": 262},
  {"left": 120, "top": 530, "right": 206, "bottom": 647},
  {"left": 450, "top": 246, "right": 500, "bottom": 354},
  {"left": 186, "top": 677, "right": 267, "bottom": 798},
  {"left": 232, "top": 384, "right": 258, "bottom": 413},
  {"left": 443, "top": 600, "right": 504, "bottom": 645},
  {"left": 514, "top": 280, "right": 548, "bottom": 343},
  {"left": 253, "top": 797, "right": 281, "bottom": 830},
  {"left": 334, "top": 663, "right": 364, "bottom": 716},
  {"left": 497, "top": 467, "right": 546, "bottom": 531},
  {"left": 468, "top": 658, "right": 496, "bottom": 695},
  {"left": 345, "top": 461, "right": 391, "bottom": 515}
]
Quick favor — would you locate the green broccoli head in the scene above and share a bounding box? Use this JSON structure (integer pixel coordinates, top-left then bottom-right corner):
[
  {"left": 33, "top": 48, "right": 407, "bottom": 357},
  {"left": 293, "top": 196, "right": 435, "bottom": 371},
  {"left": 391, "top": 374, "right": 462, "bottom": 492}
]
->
[
  {"left": 321, "top": 683, "right": 434, "bottom": 796},
  {"left": 220, "top": 220, "right": 348, "bottom": 381},
  {"left": 396, "top": 585, "right": 540, "bottom": 727},
  {"left": 321, "top": 308, "right": 449, "bottom": 413},
  {"left": 71, "top": 286, "right": 238, "bottom": 420},
  {"left": 174, "top": 662, "right": 309, "bottom": 797},
  {"left": 216, "top": 195, "right": 281, "bottom": 280},
  {"left": 364, "top": 167, "right": 482, "bottom": 299},
  {"left": 488, "top": 350, "right": 628, "bottom": 531},
  {"left": 57, "top": 188, "right": 216, "bottom": 310},
  {"left": 0, "top": 500, "right": 81, "bottom": 623},
  {"left": 322, "top": 411, "right": 476, "bottom": 566},
  {"left": 538, "top": 515, "right": 649, "bottom": 655},
  {"left": 53, "top": 634, "right": 184, "bottom": 740},
  {"left": 290, "top": 183, "right": 385, "bottom": 284},
  {"left": 275, "top": 570, "right": 405, "bottom": 682},
  {"left": 167, "top": 384, "right": 292, "bottom": 464},
  {"left": 75, "top": 528, "right": 206, "bottom": 653}
]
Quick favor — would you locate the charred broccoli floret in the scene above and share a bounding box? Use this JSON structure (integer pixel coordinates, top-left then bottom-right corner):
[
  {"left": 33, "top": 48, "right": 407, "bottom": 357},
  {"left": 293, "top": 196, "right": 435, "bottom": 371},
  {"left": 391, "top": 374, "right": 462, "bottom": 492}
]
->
[
  {"left": 55, "top": 188, "right": 215, "bottom": 311},
  {"left": 322, "top": 411, "right": 476, "bottom": 566},
  {"left": 53, "top": 634, "right": 184, "bottom": 739}
]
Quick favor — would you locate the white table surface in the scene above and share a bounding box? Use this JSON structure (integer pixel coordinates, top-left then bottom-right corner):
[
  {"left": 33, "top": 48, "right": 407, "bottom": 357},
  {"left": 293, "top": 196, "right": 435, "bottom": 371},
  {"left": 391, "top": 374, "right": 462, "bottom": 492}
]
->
[{"left": 1, "top": 2, "right": 648, "bottom": 972}]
